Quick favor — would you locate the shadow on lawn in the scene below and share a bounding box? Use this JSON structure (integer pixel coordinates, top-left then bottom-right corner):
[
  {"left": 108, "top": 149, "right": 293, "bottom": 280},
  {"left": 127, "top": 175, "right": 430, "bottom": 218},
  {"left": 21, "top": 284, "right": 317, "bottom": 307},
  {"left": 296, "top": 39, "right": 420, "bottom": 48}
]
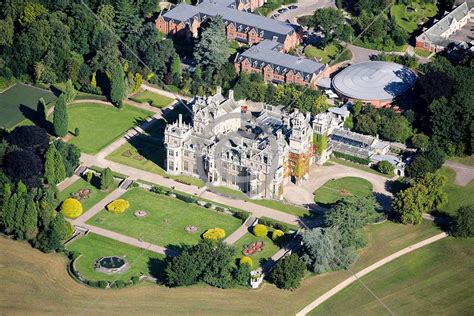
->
[{"left": 19, "top": 104, "right": 54, "bottom": 133}]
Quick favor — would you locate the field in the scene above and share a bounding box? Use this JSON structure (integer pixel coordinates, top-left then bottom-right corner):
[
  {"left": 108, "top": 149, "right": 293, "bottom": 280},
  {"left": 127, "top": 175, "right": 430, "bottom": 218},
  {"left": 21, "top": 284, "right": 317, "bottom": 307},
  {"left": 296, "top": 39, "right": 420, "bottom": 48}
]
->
[
  {"left": 437, "top": 167, "right": 474, "bottom": 217},
  {"left": 0, "top": 83, "right": 56, "bottom": 129},
  {"left": 247, "top": 199, "right": 310, "bottom": 217},
  {"left": 0, "top": 218, "right": 441, "bottom": 314},
  {"left": 66, "top": 233, "right": 165, "bottom": 282},
  {"left": 67, "top": 103, "right": 153, "bottom": 154},
  {"left": 87, "top": 188, "right": 242, "bottom": 248},
  {"left": 58, "top": 177, "right": 118, "bottom": 212},
  {"left": 130, "top": 90, "right": 174, "bottom": 108},
  {"left": 313, "top": 176, "right": 373, "bottom": 207},
  {"left": 311, "top": 237, "right": 474, "bottom": 315},
  {"left": 391, "top": 2, "right": 437, "bottom": 33},
  {"left": 232, "top": 231, "right": 282, "bottom": 268}
]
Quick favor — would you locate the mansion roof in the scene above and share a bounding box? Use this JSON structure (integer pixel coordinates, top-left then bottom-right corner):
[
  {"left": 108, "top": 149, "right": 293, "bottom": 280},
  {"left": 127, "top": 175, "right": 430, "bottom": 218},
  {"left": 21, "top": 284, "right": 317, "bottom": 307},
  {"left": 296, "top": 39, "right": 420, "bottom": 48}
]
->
[
  {"left": 237, "top": 40, "right": 326, "bottom": 80},
  {"left": 161, "top": 2, "right": 295, "bottom": 43}
]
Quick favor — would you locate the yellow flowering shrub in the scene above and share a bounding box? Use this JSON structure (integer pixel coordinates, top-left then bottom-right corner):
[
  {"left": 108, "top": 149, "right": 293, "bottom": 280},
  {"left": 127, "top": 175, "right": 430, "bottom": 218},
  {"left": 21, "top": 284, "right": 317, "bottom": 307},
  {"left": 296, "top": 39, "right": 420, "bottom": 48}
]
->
[
  {"left": 106, "top": 199, "right": 130, "bottom": 214},
  {"left": 240, "top": 256, "right": 253, "bottom": 267},
  {"left": 272, "top": 229, "right": 285, "bottom": 241},
  {"left": 253, "top": 224, "right": 268, "bottom": 237},
  {"left": 203, "top": 228, "right": 226, "bottom": 240},
  {"left": 61, "top": 198, "right": 83, "bottom": 219}
]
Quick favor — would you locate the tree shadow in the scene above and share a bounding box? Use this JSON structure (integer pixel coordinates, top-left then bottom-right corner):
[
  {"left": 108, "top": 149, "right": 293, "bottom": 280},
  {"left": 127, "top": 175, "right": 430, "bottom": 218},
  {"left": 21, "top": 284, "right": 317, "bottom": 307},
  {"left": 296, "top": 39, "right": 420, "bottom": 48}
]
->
[
  {"left": 147, "top": 257, "right": 167, "bottom": 282},
  {"left": 373, "top": 192, "right": 393, "bottom": 211},
  {"left": 384, "top": 68, "right": 417, "bottom": 97},
  {"left": 19, "top": 104, "right": 54, "bottom": 133},
  {"left": 385, "top": 178, "right": 410, "bottom": 195}
]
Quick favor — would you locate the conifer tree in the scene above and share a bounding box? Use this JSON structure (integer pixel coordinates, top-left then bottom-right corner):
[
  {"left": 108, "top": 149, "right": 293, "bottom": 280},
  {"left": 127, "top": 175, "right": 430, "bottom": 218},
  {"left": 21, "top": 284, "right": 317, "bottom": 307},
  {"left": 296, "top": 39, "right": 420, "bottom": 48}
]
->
[
  {"left": 23, "top": 196, "right": 38, "bottom": 240},
  {"left": 100, "top": 168, "right": 114, "bottom": 190},
  {"left": 53, "top": 94, "right": 68, "bottom": 137},
  {"left": 36, "top": 97, "right": 47, "bottom": 126},
  {"left": 14, "top": 195, "right": 26, "bottom": 239},
  {"left": 64, "top": 79, "right": 76, "bottom": 103},
  {"left": 44, "top": 145, "right": 67, "bottom": 185},
  {"left": 0, "top": 183, "right": 12, "bottom": 229},
  {"left": 3, "top": 192, "right": 17, "bottom": 233},
  {"left": 110, "top": 63, "right": 126, "bottom": 108}
]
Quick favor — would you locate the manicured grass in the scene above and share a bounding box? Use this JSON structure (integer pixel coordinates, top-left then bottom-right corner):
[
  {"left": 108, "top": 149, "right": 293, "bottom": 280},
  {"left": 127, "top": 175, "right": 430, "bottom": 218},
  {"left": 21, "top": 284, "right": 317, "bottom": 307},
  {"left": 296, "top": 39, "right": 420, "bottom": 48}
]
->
[
  {"left": 58, "top": 177, "right": 118, "bottom": 212},
  {"left": 0, "top": 219, "right": 441, "bottom": 314},
  {"left": 87, "top": 188, "right": 242, "bottom": 248},
  {"left": 51, "top": 82, "right": 107, "bottom": 101},
  {"left": 448, "top": 155, "right": 474, "bottom": 167},
  {"left": 67, "top": 103, "right": 153, "bottom": 154},
  {"left": 304, "top": 44, "right": 341, "bottom": 64},
  {"left": 391, "top": 2, "right": 437, "bottom": 33},
  {"left": 330, "top": 158, "right": 391, "bottom": 177},
  {"left": 437, "top": 167, "right": 474, "bottom": 217},
  {"left": 232, "top": 231, "right": 282, "bottom": 268},
  {"left": 248, "top": 199, "right": 310, "bottom": 217},
  {"left": 211, "top": 186, "right": 247, "bottom": 199},
  {"left": 311, "top": 237, "right": 473, "bottom": 315},
  {"left": 0, "top": 83, "right": 56, "bottom": 129},
  {"left": 313, "top": 176, "right": 373, "bottom": 206},
  {"left": 414, "top": 47, "right": 432, "bottom": 58},
  {"left": 67, "top": 233, "right": 165, "bottom": 282},
  {"left": 130, "top": 90, "right": 174, "bottom": 108}
]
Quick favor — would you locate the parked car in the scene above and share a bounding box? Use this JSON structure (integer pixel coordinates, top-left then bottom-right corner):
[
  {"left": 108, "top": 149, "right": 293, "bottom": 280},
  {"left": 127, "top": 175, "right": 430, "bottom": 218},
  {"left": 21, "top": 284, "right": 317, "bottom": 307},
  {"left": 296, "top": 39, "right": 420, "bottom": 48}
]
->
[
  {"left": 277, "top": 8, "right": 288, "bottom": 14},
  {"left": 271, "top": 13, "right": 280, "bottom": 19},
  {"left": 288, "top": 5, "right": 298, "bottom": 10}
]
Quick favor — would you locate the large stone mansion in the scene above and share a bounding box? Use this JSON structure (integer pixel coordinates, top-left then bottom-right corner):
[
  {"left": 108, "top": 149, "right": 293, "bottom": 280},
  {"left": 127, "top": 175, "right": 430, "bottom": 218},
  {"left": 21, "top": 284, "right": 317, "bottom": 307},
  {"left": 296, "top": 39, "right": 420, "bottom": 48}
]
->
[{"left": 164, "top": 89, "right": 407, "bottom": 199}]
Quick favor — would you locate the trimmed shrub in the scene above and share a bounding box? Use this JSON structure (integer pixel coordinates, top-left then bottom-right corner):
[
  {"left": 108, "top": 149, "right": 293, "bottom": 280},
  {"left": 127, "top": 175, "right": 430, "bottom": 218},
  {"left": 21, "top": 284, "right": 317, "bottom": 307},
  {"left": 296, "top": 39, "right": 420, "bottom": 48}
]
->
[
  {"left": 106, "top": 199, "right": 130, "bottom": 213},
  {"left": 258, "top": 217, "right": 291, "bottom": 233},
  {"left": 61, "top": 198, "right": 83, "bottom": 218},
  {"left": 233, "top": 210, "right": 250, "bottom": 221},
  {"left": 272, "top": 229, "right": 285, "bottom": 241},
  {"left": 240, "top": 256, "right": 253, "bottom": 267},
  {"left": 203, "top": 228, "right": 226, "bottom": 240},
  {"left": 131, "top": 276, "right": 140, "bottom": 284},
  {"left": 175, "top": 192, "right": 195, "bottom": 203},
  {"left": 253, "top": 224, "right": 268, "bottom": 237},
  {"left": 86, "top": 171, "right": 93, "bottom": 183},
  {"left": 98, "top": 281, "right": 108, "bottom": 288},
  {"left": 377, "top": 160, "right": 394, "bottom": 175}
]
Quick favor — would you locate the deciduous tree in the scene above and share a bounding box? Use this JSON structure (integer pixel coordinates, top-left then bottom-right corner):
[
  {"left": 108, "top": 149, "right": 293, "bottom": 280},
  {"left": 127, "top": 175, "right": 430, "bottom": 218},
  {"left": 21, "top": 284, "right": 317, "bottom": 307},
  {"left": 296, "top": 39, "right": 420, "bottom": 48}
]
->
[{"left": 269, "top": 253, "right": 306, "bottom": 290}]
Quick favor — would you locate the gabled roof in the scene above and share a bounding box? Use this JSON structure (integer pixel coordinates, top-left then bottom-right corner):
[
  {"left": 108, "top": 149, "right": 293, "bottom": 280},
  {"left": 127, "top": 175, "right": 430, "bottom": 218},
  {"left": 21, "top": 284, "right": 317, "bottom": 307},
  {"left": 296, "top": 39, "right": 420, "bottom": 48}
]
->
[{"left": 238, "top": 40, "right": 326, "bottom": 79}]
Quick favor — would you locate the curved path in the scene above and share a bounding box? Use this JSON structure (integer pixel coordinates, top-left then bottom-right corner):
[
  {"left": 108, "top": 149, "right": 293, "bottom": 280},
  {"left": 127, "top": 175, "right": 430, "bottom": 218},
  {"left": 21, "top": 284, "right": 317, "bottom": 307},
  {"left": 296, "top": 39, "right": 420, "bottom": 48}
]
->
[
  {"left": 444, "top": 160, "right": 474, "bottom": 186},
  {"left": 296, "top": 232, "right": 448, "bottom": 315}
]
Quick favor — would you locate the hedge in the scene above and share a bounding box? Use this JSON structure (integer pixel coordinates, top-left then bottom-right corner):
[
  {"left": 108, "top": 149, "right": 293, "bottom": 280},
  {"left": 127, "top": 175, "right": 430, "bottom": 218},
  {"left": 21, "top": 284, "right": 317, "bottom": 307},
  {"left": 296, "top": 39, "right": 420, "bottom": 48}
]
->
[
  {"left": 106, "top": 199, "right": 130, "bottom": 213},
  {"left": 272, "top": 229, "right": 285, "bottom": 241},
  {"left": 258, "top": 217, "right": 296, "bottom": 233},
  {"left": 333, "top": 151, "right": 371, "bottom": 165},
  {"left": 203, "top": 228, "right": 226, "bottom": 240},
  {"left": 253, "top": 224, "right": 268, "bottom": 237},
  {"left": 61, "top": 198, "right": 83, "bottom": 218}
]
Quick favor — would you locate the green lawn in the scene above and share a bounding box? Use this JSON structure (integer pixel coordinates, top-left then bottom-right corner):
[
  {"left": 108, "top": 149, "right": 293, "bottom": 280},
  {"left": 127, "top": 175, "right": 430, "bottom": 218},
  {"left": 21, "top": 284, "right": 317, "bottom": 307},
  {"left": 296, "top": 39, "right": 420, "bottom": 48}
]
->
[
  {"left": 232, "top": 231, "right": 282, "bottom": 268},
  {"left": 66, "top": 233, "right": 165, "bottom": 282},
  {"left": 0, "top": 83, "right": 56, "bottom": 129},
  {"left": 211, "top": 186, "right": 247, "bottom": 199},
  {"left": 313, "top": 177, "right": 373, "bottom": 207},
  {"left": 448, "top": 156, "right": 474, "bottom": 167},
  {"left": 330, "top": 158, "right": 391, "bottom": 177},
  {"left": 248, "top": 199, "right": 310, "bottom": 217},
  {"left": 437, "top": 167, "right": 474, "bottom": 217},
  {"left": 130, "top": 90, "right": 174, "bottom": 108},
  {"left": 67, "top": 103, "right": 153, "bottom": 154},
  {"left": 311, "top": 237, "right": 474, "bottom": 315},
  {"left": 51, "top": 82, "right": 107, "bottom": 101},
  {"left": 304, "top": 44, "right": 341, "bottom": 64},
  {"left": 414, "top": 47, "right": 432, "bottom": 58},
  {"left": 87, "top": 188, "right": 242, "bottom": 248},
  {"left": 58, "top": 177, "right": 118, "bottom": 212},
  {"left": 391, "top": 2, "right": 437, "bottom": 33}
]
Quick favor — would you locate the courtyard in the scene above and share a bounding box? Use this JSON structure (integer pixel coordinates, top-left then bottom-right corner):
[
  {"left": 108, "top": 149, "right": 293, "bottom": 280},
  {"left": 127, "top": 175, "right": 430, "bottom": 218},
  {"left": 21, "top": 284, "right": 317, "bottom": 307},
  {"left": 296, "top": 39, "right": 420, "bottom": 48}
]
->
[{"left": 86, "top": 188, "right": 242, "bottom": 248}]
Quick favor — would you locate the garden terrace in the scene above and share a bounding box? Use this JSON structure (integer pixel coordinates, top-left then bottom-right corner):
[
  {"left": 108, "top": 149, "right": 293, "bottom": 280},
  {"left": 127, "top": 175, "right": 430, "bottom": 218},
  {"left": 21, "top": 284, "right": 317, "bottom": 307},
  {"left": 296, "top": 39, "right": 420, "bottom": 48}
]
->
[
  {"left": 66, "top": 233, "right": 165, "bottom": 283},
  {"left": 65, "top": 103, "right": 153, "bottom": 154},
  {"left": 313, "top": 177, "right": 373, "bottom": 207},
  {"left": 0, "top": 84, "right": 56, "bottom": 129},
  {"left": 87, "top": 188, "right": 242, "bottom": 248}
]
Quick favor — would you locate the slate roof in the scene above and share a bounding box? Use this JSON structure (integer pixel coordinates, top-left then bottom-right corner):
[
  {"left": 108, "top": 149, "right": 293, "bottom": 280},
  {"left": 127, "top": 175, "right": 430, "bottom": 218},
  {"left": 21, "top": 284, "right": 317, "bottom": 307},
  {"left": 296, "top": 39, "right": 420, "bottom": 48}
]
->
[
  {"left": 237, "top": 40, "right": 326, "bottom": 80},
  {"left": 416, "top": 2, "right": 470, "bottom": 46},
  {"left": 162, "top": 2, "right": 295, "bottom": 43}
]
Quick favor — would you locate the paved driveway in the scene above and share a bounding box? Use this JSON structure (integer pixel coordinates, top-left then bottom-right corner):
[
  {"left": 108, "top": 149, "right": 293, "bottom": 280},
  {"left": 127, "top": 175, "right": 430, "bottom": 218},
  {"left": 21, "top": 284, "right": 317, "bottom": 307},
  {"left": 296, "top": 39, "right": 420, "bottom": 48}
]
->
[
  {"left": 273, "top": 0, "right": 335, "bottom": 23},
  {"left": 283, "top": 162, "right": 393, "bottom": 209}
]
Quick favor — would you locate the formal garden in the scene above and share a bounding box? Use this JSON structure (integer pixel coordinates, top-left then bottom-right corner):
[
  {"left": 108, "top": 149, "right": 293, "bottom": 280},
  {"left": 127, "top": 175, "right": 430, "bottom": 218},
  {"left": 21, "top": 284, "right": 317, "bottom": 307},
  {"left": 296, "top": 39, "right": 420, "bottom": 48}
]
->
[
  {"left": 313, "top": 177, "right": 373, "bottom": 207},
  {"left": 86, "top": 187, "right": 242, "bottom": 248},
  {"left": 0, "top": 84, "right": 56, "bottom": 129},
  {"left": 130, "top": 90, "right": 174, "bottom": 108},
  {"left": 66, "top": 233, "right": 165, "bottom": 283},
  {"left": 65, "top": 103, "right": 153, "bottom": 154}
]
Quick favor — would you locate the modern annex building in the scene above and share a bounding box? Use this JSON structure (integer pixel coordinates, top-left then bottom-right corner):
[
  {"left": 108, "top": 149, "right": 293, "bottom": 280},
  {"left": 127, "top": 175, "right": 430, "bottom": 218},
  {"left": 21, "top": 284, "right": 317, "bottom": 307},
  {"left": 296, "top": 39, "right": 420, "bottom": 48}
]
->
[
  {"left": 235, "top": 40, "right": 327, "bottom": 89},
  {"left": 331, "top": 61, "right": 417, "bottom": 107},
  {"left": 156, "top": 0, "right": 300, "bottom": 51}
]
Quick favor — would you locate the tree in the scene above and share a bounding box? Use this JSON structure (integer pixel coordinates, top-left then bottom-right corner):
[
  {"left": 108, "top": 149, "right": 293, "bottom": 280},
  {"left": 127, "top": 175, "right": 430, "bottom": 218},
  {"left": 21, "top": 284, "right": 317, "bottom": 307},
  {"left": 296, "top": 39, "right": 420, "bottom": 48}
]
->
[
  {"left": 36, "top": 97, "right": 47, "bottom": 127},
  {"left": 132, "top": 72, "right": 143, "bottom": 93},
  {"left": 377, "top": 160, "right": 394, "bottom": 175},
  {"left": 406, "top": 155, "right": 435, "bottom": 179},
  {"left": 53, "top": 94, "right": 68, "bottom": 137},
  {"left": 44, "top": 145, "right": 66, "bottom": 185},
  {"left": 3, "top": 192, "right": 17, "bottom": 233},
  {"left": 110, "top": 63, "right": 126, "bottom": 108},
  {"left": 310, "top": 8, "right": 352, "bottom": 45},
  {"left": 301, "top": 227, "right": 356, "bottom": 274},
  {"left": 325, "top": 196, "right": 379, "bottom": 249},
  {"left": 3, "top": 150, "right": 43, "bottom": 187},
  {"left": 269, "top": 253, "right": 306, "bottom": 290},
  {"left": 194, "top": 16, "right": 230, "bottom": 76},
  {"left": 253, "top": 224, "right": 268, "bottom": 237},
  {"left": 411, "top": 133, "right": 430, "bottom": 151},
  {"left": 7, "top": 126, "right": 49, "bottom": 154},
  {"left": 23, "top": 196, "right": 38, "bottom": 240},
  {"left": 54, "top": 141, "right": 80, "bottom": 177},
  {"left": 13, "top": 193, "right": 26, "bottom": 239},
  {"left": 100, "top": 168, "right": 114, "bottom": 190},
  {"left": 64, "top": 79, "right": 76, "bottom": 103},
  {"left": 233, "top": 262, "right": 250, "bottom": 287},
  {"left": 35, "top": 212, "right": 69, "bottom": 253},
  {"left": 452, "top": 205, "right": 474, "bottom": 238},
  {"left": 19, "top": 2, "right": 48, "bottom": 26}
]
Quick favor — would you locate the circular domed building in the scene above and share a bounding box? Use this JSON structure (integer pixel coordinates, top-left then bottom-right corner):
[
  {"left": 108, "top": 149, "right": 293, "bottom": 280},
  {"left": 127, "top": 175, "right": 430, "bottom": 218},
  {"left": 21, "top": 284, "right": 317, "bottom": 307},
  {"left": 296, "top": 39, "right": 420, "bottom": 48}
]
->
[{"left": 332, "top": 61, "right": 416, "bottom": 107}]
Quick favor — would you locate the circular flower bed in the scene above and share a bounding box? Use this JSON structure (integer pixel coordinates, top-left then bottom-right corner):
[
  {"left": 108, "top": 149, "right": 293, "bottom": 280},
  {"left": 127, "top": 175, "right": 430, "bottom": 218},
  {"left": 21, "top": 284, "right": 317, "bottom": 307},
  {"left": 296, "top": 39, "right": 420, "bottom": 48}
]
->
[
  {"left": 243, "top": 241, "right": 264, "bottom": 256},
  {"left": 61, "top": 198, "right": 83, "bottom": 219},
  {"left": 72, "top": 188, "right": 92, "bottom": 201},
  {"left": 185, "top": 226, "right": 198, "bottom": 233},
  {"left": 134, "top": 210, "right": 149, "bottom": 218}
]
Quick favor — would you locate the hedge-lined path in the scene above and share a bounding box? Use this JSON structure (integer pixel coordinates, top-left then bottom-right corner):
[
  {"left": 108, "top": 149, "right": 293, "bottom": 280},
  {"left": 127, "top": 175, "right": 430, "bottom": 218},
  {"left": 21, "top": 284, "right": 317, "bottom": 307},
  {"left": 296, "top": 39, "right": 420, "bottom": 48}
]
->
[
  {"left": 72, "top": 187, "right": 127, "bottom": 225},
  {"left": 80, "top": 153, "right": 305, "bottom": 227},
  {"left": 295, "top": 232, "right": 448, "bottom": 315},
  {"left": 283, "top": 162, "right": 392, "bottom": 209}
]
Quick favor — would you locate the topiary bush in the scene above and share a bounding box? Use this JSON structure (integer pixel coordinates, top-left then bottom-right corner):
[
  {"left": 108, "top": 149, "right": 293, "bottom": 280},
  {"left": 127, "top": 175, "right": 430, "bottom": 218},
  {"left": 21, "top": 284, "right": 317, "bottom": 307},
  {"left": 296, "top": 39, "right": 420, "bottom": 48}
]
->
[
  {"left": 106, "top": 199, "right": 130, "bottom": 213},
  {"left": 61, "top": 198, "right": 83, "bottom": 218},
  {"left": 203, "top": 228, "right": 226, "bottom": 240},
  {"left": 272, "top": 229, "right": 285, "bottom": 241},
  {"left": 253, "top": 224, "right": 268, "bottom": 237},
  {"left": 240, "top": 256, "right": 253, "bottom": 267},
  {"left": 377, "top": 160, "right": 395, "bottom": 175}
]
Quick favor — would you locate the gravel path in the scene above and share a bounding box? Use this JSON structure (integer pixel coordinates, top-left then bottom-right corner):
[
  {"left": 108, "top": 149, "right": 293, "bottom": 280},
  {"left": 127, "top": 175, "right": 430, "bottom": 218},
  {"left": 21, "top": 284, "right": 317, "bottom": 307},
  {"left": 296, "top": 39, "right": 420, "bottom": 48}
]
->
[{"left": 444, "top": 161, "right": 474, "bottom": 186}]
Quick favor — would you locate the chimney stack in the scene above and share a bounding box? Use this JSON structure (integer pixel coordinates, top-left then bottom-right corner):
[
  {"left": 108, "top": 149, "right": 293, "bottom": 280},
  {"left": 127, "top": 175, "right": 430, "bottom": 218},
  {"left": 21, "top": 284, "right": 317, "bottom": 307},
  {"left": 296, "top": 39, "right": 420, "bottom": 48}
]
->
[
  {"left": 228, "top": 89, "right": 234, "bottom": 100},
  {"left": 216, "top": 86, "right": 222, "bottom": 95},
  {"left": 178, "top": 114, "right": 183, "bottom": 127}
]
